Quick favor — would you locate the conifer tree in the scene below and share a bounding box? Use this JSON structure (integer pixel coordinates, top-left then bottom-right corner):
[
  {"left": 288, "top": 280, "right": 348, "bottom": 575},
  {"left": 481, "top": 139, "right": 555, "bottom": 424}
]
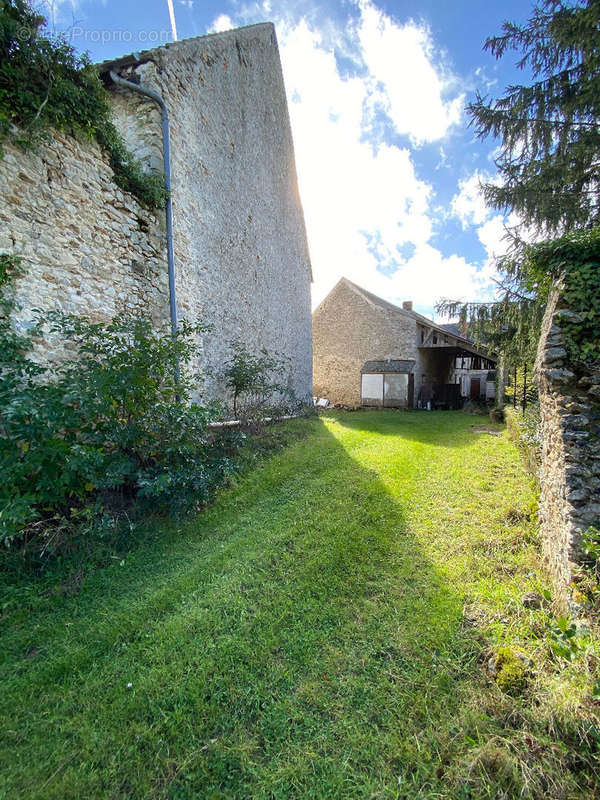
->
[
  {"left": 470, "top": 0, "right": 600, "bottom": 234},
  {"left": 438, "top": 1, "right": 600, "bottom": 374}
]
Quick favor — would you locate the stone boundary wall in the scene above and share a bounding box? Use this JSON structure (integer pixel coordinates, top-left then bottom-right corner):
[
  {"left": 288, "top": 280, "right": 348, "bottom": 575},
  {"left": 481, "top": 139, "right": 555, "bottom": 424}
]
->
[
  {"left": 0, "top": 134, "right": 169, "bottom": 363},
  {"left": 535, "top": 284, "right": 600, "bottom": 609}
]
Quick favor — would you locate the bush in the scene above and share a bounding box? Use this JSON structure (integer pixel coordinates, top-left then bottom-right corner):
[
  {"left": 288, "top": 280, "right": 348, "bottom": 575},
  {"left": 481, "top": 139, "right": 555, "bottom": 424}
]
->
[
  {"left": 221, "top": 339, "right": 296, "bottom": 420},
  {"left": 489, "top": 406, "right": 505, "bottom": 423},
  {"left": 505, "top": 404, "right": 541, "bottom": 479},
  {"left": 0, "top": 265, "right": 237, "bottom": 545}
]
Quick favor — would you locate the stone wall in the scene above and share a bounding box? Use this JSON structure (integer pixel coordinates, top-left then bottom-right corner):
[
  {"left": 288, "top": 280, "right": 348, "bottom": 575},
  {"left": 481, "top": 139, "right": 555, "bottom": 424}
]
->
[
  {"left": 0, "top": 134, "right": 169, "bottom": 363},
  {"left": 0, "top": 23, "right": 313, "bottom": 405},
  {"left": 312, "top": 278, "right": 417, "bottom": 406},
  {"left": 536, "top": 285, "right": 600, "bottom": 609},
  {"left": 105, "top": 23, "right": 313, "bottom": 404}
]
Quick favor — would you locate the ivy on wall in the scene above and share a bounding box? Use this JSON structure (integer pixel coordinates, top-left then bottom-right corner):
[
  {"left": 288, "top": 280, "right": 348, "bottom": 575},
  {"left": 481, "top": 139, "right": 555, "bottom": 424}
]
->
[
  {"left": 0, "top": 0, "right": 167, "bottom": 209},
  {"left": 521, "top": 228, "right": 600, "bottom": 368}
]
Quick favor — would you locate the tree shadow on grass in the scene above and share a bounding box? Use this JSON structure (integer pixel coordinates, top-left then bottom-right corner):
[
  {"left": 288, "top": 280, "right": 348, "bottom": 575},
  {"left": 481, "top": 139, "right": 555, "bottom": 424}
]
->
[
  {"left": 327, "top": 407, "right": 494, "bottom": 450},
  {"left": 0, "top": 417, "right": 590, "bottom": 799}
]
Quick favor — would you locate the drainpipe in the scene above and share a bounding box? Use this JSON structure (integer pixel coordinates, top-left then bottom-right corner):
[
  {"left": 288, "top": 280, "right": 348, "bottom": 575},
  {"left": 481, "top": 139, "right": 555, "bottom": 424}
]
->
[{"left": 109, "top": 70, "right": 178, "bottom": 340}]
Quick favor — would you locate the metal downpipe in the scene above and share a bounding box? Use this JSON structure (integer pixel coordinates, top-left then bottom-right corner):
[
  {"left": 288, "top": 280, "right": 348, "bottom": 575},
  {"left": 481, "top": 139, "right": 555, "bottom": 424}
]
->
[{"left": 109, "top": 70, "right": 178, "bottom": 339}]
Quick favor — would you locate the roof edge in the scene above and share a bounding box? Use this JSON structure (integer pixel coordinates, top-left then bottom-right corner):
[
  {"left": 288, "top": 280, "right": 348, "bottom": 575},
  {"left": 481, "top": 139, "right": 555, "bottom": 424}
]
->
[
  {"left": 313, "top": 276, "right": 496, "bottom": 359},
  {"left": 96, "top": 22, "right": 277, "bottom": 73}
]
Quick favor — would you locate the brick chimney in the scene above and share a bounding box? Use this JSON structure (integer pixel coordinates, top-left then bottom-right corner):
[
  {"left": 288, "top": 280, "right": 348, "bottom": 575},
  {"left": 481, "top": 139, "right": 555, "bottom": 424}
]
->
[{"left": 402, "top": 301, "right": 413, "bottom": 311}]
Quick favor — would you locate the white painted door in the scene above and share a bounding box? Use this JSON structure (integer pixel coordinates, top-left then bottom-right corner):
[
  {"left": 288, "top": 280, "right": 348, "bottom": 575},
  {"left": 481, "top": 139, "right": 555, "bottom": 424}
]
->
[{"left": 361, "top": 373, "right": 383, "bottom": 405}]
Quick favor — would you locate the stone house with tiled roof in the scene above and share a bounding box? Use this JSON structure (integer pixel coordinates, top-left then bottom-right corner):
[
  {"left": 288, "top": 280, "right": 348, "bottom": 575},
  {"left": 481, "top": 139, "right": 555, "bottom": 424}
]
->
[{"left": 312, "top": 278, "right": 496, "bottom": 408}]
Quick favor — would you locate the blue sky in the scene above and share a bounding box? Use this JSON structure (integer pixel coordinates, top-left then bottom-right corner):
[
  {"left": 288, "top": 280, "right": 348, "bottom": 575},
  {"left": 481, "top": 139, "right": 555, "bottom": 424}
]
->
[{"left": 43, "top": 0, "right": 534, "bottom": 316}]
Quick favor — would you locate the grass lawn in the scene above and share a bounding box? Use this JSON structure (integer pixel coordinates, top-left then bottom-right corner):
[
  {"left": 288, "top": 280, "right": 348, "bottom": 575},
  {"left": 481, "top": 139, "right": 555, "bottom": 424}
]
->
[{"left": 1, "top": 410, "right": 598, "bottom": 799}]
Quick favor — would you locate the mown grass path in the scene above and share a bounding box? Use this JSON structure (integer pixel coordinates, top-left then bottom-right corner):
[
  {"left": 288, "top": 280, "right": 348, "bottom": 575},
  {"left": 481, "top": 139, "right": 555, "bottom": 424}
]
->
[{"left": 1, "top": 412, "right": 597, "bottom": 798}]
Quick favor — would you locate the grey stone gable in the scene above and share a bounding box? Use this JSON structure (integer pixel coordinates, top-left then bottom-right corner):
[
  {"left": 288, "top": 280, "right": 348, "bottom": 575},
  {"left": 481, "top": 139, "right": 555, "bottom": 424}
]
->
[
  {"left": 338, "top": 278, "right": 414, "bottom": 318},
  {"left": 97, "top": 22, "right": 278, "bottom": 77},
  {"left": 338, "top": 278, "right": 480, "bottom": 350}
]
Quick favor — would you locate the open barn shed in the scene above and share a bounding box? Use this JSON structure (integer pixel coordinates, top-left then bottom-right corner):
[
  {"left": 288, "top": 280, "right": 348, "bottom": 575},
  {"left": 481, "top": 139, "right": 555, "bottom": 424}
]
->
[{"left": 313, "top": 278, "right": 496, "bottom": 408}]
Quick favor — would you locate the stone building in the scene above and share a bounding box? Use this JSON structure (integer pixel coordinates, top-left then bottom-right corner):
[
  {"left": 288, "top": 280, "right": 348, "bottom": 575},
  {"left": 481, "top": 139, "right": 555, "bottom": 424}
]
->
[
  {"left": 313, "top": 278, "right": 495, "bottom": 408},
  {"left": 0, "top": 23, "right": 313, "bottom": 405}
]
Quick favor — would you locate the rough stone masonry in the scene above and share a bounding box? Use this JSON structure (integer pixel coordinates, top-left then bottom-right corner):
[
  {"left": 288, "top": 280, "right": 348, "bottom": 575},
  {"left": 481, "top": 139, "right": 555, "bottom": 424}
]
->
[
  {"left": 536, "top": 285, "right": 600, "bottom": 609},
  {"left": 0, "top": 23, "right": 313, "bottom": 404}
]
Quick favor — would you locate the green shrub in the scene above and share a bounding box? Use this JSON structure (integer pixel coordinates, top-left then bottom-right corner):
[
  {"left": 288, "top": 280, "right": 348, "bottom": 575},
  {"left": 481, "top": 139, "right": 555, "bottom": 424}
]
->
[
  {"left": 0, "top": 0, "right": 168, "bottom": 208},
  {"left": 0, "top": 262, "right": 237, "bottom": 544},
  {"left": 505, "top": 404, "right": 541, "bottom": 479},
  {"left": 221, "top": 338, "right": 296, "bottom": 419},
  {"left": 523, "top": 228, "right": 600, "bottom": 367}
]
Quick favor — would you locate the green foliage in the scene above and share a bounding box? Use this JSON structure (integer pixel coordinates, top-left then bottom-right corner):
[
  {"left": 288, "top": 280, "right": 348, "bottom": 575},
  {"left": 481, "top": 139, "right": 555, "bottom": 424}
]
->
[
  {"left": 493, "top": 646, "right": 530, "bottom": 695},
  {"left": 470, "top": 0, "right": 600, "bottom": 234},
  {"left": 506, "top": 365, "right": 539, "bottom": 410},
  {"left": 438, "top": 226, "right": 600, "bottom": 372},
  {"left": 222, "top": 339, "right": 294, "bottom": 418},
  {"left": 0, "top": 253, "right": 44, "bottom": 387},
  {"left": 94, "top": 121, "right": 168, "bottom": 209},
  {"left": 546, "top": 617, "right": 587, "bottom": 662},
  {"left": 0, "top": 263, "right": 237, "bottom": 545},
  {"left": 505, "top": 405, "right": 541, "bottom": 478},
  {"left": 581, "top": 525, "right": 600, "bottom": 569},
  {"left": 0, "top": 0, "right": 168, "bottom": 208},
  {"left": 436, "top": 291, "right": 547, "bottom": 371},
  {"left": 440, "top": 3, "right": 600, "bottom": 368},
  {"left": 506, "top": 226, "right": 600, "bottom": 366}
]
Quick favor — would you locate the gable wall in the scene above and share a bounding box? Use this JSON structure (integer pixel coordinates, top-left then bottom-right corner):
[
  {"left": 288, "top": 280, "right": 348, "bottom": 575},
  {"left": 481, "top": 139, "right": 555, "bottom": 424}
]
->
[
  {"left": 0, "top": 24, "right": 313, "bottom": 406},
  {"left": 312, "top": 281, "right": 417, "bottom": 406},
  {"left": 110, "top": 24, "right": 313, "bottom": 403}
]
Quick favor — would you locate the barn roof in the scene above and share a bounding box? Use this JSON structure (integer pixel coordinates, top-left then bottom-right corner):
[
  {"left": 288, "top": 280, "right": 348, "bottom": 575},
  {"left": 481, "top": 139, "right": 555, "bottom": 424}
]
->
[
  {"left": 339, "top": 279, "right": 475, "bottom": 345},
  {"left": 361, "top": 360, "right": 416, "bottom": 373},
  {"left": 317, "top": 278, "right": 495, "bottom": 364}
]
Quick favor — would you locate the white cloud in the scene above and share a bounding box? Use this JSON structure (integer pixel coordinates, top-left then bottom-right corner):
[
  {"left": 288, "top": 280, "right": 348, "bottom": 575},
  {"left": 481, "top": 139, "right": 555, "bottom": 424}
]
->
[
  {"left": 477, "top": 214, "right": 511, "bottom": 261},
  {"left": 210, "top": 13, "right": 234, "bottom": 33},
  {"left": 356, "top": 0, "right": 464, "bottom": 144},
  {"left": 209, "top": 1, "right": 494, "bottom": 316},
  {"left": 451, "top": 172, "right": 541, "bottom": 267},
  {"left": 451, "top": 172, "right": 491, "bottom": 229}
]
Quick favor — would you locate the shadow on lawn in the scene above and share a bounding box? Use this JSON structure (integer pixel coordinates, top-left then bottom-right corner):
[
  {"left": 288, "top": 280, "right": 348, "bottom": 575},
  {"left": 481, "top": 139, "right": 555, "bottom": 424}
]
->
[
  {"left": 327, "top": 407, "right": 493, "bottom": 448},
  {"left": 0, "top": 418, "right": 590, "bottom": 799}
]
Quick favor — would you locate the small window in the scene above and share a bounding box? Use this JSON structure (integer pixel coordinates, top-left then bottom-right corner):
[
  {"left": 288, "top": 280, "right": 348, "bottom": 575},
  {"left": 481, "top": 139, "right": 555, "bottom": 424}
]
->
[
  {"left": 433, "top": 335, "right": 438, "bottom": 345},
  {"left": 420, "top": 329, "right": 424, "bottom": 343}
]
